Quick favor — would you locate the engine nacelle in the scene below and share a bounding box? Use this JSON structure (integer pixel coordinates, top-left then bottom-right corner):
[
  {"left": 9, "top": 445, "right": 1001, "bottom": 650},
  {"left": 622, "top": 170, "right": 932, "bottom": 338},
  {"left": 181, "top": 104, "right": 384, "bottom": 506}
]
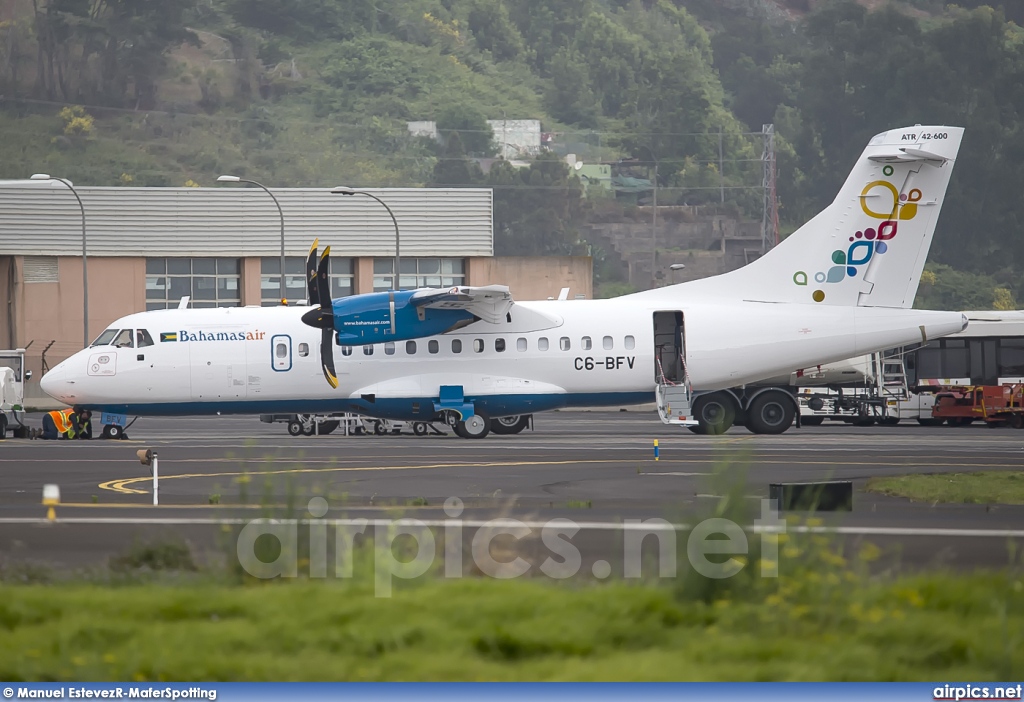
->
[{"left": 331, "top": 290, "right": 476, "bottom": 345}]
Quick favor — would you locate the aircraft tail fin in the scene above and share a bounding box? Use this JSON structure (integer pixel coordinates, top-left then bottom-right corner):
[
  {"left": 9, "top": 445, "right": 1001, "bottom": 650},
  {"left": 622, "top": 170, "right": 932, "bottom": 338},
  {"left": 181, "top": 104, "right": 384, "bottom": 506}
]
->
[{"left": 679, "top": 125, "right": 963, "bottom": 307}]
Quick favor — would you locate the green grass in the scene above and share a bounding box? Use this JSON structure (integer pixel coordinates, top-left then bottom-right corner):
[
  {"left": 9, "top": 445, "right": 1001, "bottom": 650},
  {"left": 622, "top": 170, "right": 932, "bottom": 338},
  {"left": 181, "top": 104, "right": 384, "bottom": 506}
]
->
[
  {"left": 1, "top": 536, "right": 1022, "bottom": 681},
  {"left": 867, "top": 472, "right": 1024, "bottom": 505}
]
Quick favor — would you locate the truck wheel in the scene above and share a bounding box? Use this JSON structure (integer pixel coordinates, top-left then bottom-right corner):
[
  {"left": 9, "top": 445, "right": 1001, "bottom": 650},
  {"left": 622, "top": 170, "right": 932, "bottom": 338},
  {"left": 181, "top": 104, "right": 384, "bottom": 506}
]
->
[
  {"left": 917, "top": 418, "right": 943, "bottom": 426},
  {"left": 693, "top": 393, "right": 736, "bottom": 435},
  {"left": 746, "top": 391, "right": 795, "bottom": 435},
  {"left": 0, "top": 414, "right": 7, "bottom": 440},
  {"left": 287, "top": 421, "right": 304, "bottom": 436},
  {"left": 491, "top": 415, "right": 530, "bottom": 435},
  {"left": 1009, "top": 414, "right": 1023, "bottom": 429},
  {"left": 373, "top": 421, "right": 386, "bottom": 435},
  {"left": 879, "top": 417, "right": 900, "bottom": 426}
]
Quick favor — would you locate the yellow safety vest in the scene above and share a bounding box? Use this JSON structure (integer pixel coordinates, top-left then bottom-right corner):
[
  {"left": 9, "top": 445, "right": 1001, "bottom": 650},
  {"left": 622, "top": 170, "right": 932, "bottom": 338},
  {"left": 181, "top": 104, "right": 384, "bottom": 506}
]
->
[{"left": 49, "top": 409, "right": 77, "bottom": 438}]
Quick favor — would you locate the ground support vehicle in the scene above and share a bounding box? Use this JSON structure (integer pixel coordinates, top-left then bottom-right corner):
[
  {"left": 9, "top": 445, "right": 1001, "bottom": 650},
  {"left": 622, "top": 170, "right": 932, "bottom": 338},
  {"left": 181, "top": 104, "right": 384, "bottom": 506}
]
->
[
  {"left": 930, "top": 384, "right": 1024, "bottom": 428},
  {"left": 0, "top": 349, "right": 32, "bottom": 439}
]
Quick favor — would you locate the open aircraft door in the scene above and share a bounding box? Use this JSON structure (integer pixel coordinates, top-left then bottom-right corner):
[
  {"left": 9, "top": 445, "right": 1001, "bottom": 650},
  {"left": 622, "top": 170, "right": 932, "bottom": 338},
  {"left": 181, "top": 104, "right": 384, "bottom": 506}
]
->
[{"left": 653, "top": 310, "right": 696, "bottom": 426}]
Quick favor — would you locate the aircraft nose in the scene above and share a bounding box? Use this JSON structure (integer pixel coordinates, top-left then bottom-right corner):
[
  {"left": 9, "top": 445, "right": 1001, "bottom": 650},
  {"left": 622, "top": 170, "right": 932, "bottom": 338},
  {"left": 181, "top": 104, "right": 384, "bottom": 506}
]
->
[{"left": 39, "top": 362, "right": 66, "bottom": 400}]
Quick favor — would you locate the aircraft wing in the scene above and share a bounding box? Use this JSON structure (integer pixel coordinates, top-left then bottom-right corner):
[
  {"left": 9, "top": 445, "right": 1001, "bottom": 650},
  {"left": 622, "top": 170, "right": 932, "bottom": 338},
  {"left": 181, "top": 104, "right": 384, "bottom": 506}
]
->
[{"left": 409, "top": 285, "right": 513, "bottom": 324}]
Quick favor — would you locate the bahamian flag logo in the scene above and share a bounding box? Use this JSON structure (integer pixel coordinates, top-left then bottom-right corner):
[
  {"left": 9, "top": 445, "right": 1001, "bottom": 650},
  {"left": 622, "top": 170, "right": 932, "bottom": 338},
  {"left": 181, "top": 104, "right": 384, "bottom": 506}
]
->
[{"left": 160, "top": 332, "right": 178, "bottom": 342}]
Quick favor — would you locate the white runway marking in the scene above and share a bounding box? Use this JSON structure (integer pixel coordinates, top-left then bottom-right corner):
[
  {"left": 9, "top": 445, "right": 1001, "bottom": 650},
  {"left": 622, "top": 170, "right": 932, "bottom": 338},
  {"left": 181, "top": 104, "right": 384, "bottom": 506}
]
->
[{"left": 1, "top": 516, "right": 1023, "bottom": 538}]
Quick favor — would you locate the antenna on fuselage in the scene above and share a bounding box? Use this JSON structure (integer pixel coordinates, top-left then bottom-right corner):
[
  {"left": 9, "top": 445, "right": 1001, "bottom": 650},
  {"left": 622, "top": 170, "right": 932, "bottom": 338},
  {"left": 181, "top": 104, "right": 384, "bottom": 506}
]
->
[{"left": 177, "top": 296, "right": 190, "bottom": 309}]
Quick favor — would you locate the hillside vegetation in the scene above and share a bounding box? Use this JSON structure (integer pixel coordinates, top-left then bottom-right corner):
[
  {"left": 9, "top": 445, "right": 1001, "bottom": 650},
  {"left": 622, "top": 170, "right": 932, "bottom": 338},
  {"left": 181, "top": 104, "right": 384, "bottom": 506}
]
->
[{"left": 0, "top": 0, "right": 1022, "bottom": 305}]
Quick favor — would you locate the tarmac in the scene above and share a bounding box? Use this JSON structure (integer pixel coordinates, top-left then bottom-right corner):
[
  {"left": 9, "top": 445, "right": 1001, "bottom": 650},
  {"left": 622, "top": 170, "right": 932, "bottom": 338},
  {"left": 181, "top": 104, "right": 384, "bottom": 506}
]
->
[{"left": 1, "top": 410, "right": 1023, "bottom": 576}]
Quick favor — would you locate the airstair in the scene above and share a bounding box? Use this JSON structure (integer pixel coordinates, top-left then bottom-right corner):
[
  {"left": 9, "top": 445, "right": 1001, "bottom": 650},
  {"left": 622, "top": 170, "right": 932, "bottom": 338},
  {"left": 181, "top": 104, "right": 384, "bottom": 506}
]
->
[
  {"left": 874, "top": 353, "right": 910, "bottom": 419},
  {"left": 656, "top": 356, "right": 698, "bottom": 427}
]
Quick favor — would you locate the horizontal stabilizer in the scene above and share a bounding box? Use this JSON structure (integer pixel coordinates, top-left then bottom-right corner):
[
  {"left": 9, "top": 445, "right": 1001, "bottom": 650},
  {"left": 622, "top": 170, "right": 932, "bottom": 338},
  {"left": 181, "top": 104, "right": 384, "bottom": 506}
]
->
[{"left": 410, "top": 285, "right": 514, "bottom": 324}]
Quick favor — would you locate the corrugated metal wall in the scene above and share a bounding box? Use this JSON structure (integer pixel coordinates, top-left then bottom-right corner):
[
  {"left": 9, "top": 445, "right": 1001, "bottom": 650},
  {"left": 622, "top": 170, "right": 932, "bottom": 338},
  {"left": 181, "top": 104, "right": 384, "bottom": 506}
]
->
[{"left": 0, "top": 186, "right": 493, "bottom": 257}]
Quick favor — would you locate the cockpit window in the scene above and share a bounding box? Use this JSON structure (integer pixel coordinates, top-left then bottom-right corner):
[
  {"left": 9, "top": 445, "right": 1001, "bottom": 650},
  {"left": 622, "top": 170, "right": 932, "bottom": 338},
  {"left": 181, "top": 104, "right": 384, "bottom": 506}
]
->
[
  {"left": 113, "top": 329, "right": 134, "bottom": 348},
  {"left": 137, "top": 329, "right": 155, "bottom": 348},
  {"left": 90, "top": 329, "right": 119, "bottom": 347}
]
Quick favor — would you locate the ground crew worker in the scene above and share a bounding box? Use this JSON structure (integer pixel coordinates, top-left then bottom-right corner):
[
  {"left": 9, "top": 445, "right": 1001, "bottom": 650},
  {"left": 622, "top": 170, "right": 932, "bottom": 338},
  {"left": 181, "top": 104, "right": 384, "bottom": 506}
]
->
[
  {"left": 77, "top": 409, "right": 92, "bottom": 439},
  {"left": 41, "top": 407, "right": 83, "bottom": 440}
]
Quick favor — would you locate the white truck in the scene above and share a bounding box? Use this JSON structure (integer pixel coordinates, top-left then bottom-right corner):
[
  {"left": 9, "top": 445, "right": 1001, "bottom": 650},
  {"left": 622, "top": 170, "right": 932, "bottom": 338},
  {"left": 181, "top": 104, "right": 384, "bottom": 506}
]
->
[{"left": 0, "top": 348, "right": 32, "bottom": 438}]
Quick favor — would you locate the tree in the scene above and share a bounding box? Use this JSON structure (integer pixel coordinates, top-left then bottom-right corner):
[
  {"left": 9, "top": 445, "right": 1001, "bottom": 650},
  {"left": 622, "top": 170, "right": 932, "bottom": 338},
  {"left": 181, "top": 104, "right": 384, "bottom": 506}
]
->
[
  {"left": 490, "top": 152, "right": 585, "bottom": 256},
  {"left": 436, "top": 103, "right": 495, "bottom": 157},
  {"left": 430, "top": 131, "right": 482, "bottom": 186}
]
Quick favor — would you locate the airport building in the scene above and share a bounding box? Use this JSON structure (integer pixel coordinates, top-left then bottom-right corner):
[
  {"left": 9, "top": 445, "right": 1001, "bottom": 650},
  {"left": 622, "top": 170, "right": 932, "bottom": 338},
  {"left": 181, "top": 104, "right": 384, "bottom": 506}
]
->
[{"left": 0, "top": 183, "right": 591, "bottom": 401}]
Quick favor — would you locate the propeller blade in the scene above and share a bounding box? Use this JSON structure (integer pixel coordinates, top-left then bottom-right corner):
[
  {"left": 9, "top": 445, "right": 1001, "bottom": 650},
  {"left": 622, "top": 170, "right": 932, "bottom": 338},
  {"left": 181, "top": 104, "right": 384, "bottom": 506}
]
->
[
  {"left": 316, "top": 246, "right": 331, "bottom": 311},
  {"left": 306, "top": 239, "right": 319, "bottom": 307},
  {"left": 320, "top": 327, "right": 338, "bottom": 389}
]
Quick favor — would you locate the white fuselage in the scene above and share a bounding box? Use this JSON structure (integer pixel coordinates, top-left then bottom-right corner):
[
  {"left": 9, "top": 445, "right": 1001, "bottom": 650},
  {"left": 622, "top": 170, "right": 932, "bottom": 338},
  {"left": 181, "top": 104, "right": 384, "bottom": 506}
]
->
[{"left": 40, "top": 290, "right": 968, "bottom": 420}]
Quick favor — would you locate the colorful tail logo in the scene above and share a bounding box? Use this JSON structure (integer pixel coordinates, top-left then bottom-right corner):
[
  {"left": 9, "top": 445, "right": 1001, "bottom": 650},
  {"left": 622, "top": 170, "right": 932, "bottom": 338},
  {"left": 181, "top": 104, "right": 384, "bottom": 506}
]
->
[{"left": 794, "top": 172, "right": 922, "bottom": 303}]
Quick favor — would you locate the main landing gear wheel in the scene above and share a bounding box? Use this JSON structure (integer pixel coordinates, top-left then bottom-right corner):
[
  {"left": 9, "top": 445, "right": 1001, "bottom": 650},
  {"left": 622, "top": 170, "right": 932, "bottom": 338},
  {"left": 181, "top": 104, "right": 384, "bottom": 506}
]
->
[
  {"left": 490, "top": 415, "right": 530, "bottom": 435},
  {"left": 456, "top": 413, "right": 490, "bottom": 439},
  {"left": 746, "top": 391, "right": 795, "bottom": 435},
  {"left": 102, "top": 424, "right": 125, "bottom": 440},
  {"left": 689, "top": 393, "right": 736, "bottom": 435}
]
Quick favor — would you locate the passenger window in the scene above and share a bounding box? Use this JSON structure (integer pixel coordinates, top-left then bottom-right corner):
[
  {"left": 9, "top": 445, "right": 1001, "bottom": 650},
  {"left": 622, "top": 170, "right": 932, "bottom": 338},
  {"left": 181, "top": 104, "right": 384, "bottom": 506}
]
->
[
  {"left": 603, "top": 336, "right": 613, "bottom": 350},
  {"left": 517, "top": 338, "right": 527, "bottom": 352},
  {"left": 113, "top": 329, "right": 134, "bottom": 348},
  {"left": 495, "top": 338, "right": 506, "bottom": 352},
  {"left": 625, "top": 335, "right": 635, "bottom": 350},
  {"left": 539, "top": 337, "right": 549, "bottom": 351},
  {"left": 429, "top": 340, "right": 439, "bottom": 354},
  {"left": 275, "top": 343, "right": 287, "bottom": 358},
  {"left": 406, "top": 340, "right": 417, "bottom": 354},
  {"left": 341, "top": 346, "right": 353, "bottom": 357},
  {"left": 363, "top": 345, "right": 374, "bottom": 356},
  {"left": 137, "top": 330, "right": 155, "bottom": 348},
  {"left": 452, "top": 339, "right": 462, "bottom": 353},
  {"left": 384, "top": 342, "right": 395, "bottom": 356},
  {"left": 582, "top": 336, "right": 592, "bottom": 350},
  {"left": 298, "top": 343, "right": 309, "bottom": 357},
  {"left": 560, "top": 337, "right": 570, "bottom": 351},
  {"left": 474, "top": 339, "right": 484, "bottom": 353}
]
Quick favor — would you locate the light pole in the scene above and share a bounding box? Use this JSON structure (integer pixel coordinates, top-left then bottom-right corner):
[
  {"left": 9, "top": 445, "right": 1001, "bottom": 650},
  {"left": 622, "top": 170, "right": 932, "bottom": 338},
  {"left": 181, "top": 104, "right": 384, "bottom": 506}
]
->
[
  {"left": 30, "top": 174, "right": 88, "bottom": 347},
  {"left": 632, "top": 146, "right": 658, "bottom": 288},
  {"left": 217, "top": 176, "right": 286, "bottom": 302},
  {"left": 669, "top": 263, "right": 685, "bottom": 285},
  {"left": 332, "top": 187, "right": 402, "bottom": 290}
]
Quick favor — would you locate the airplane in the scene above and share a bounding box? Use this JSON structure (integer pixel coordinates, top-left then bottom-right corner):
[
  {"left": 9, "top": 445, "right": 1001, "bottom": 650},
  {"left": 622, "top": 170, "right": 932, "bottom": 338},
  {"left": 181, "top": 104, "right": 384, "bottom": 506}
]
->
[{"left": 41, "top": 124, "right": 969, "bottom": 438}]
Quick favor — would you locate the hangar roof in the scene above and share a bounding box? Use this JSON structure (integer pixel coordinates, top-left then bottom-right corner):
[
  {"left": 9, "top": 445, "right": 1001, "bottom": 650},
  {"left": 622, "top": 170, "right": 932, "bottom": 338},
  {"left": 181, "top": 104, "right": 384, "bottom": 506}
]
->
[{"left": 0, "top": 184, "right": 493, "bottom": 257}]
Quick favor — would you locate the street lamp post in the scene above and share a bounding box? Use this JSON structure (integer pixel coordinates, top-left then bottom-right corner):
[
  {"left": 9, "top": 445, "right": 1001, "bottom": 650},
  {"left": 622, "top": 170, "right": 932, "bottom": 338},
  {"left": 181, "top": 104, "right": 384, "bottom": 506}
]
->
[
  {"left": 331, "top": 187, "right": 401, "bottom": 290},
  {"left": 669, "top": 263, "right": 685, "bottom": 285},
  {"left": 632, "top": 146, "right": 658, "bottom": 288},
  {"left": 30, "top": 174, "right": 88, "bottom": 347},
  {"left": 217, "top": 176, "right": 286, "bottom": 302}
]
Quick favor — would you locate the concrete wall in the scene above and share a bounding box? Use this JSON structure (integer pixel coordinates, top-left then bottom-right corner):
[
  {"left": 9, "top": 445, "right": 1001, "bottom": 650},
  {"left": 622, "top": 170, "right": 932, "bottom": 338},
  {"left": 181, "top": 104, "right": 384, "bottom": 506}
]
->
[
  {"left": 466, "top": 256, "right": 592, "bottom": 300},
  {"left": 582, "top": 209, "right": 764, "bottom": 289}
]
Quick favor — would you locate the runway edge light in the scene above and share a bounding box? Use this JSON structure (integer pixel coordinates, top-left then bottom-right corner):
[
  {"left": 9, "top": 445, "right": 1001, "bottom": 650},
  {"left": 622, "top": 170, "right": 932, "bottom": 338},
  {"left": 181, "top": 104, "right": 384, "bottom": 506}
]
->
[{"left": 42, "top": 483, "right": 60, "bottom": 522}]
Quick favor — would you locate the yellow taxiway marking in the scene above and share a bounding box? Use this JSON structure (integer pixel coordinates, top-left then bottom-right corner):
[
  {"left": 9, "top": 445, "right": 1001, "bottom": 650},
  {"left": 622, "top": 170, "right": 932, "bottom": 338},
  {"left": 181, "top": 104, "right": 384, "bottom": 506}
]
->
[
  {"left": 98, "top": 458, "right": 628, "bottom": 494},
  {"left": 98, "top": 456, "right": 1024, "bottom": 495}
]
